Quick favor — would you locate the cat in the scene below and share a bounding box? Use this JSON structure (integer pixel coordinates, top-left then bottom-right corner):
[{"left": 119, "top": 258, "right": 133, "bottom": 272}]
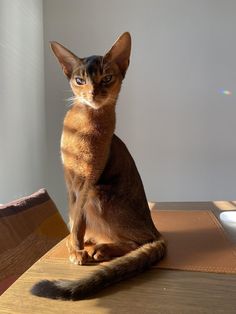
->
[{"left": 31, "top": 32, "right": 166, "bottom": 300}]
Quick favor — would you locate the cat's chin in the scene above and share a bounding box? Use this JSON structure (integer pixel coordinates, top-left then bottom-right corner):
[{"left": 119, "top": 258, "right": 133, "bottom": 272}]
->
[
  {"left": 71, "top": 94, "right": 114, "bottom": 110},
  {"left": 74, "top": 98, "right": 99, "bottom": 110},
  {"left": 80, "top": 98, "right": 112, "bottom": 110},
  {"left": 83, "top": 100, "right": 100, "bottom": 110}
]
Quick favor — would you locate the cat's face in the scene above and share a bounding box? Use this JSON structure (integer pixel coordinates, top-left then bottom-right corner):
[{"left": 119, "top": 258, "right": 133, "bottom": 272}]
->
[
  {"left": 51, "top": 32, "right": 131, "bottom": 110},
  {"left": 69, "top": 55, "right": 123, "bottom": 109}
]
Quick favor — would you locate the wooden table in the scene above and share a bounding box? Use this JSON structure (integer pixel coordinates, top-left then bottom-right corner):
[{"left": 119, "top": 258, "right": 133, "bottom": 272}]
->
[{"left": 1, "top": 202, "right": 236, "bottom": 314}]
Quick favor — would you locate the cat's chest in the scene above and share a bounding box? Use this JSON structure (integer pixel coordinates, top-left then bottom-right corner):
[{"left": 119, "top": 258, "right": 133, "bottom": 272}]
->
[
  {"left": 62, "top": 110, "right": 98, "bottom": 152},
  {"left": 60, "top": 125, "right": 111, "bottom": 181},
  {"left": 60, "top": 107, "right": 114, "bottom": 177},
  {"left": 61, "top": 128, "right": 98, "bottom": 167}
]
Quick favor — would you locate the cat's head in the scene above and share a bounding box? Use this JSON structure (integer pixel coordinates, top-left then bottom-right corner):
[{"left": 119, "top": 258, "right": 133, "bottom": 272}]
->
[{"left": 51, "top": 32, "right": 131, "bottom": 110}]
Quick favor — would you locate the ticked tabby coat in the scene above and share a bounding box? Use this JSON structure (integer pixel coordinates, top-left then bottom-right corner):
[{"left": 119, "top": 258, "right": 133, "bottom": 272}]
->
[{"left": 31, "top": 32, "right": 166, "bottom": 300}]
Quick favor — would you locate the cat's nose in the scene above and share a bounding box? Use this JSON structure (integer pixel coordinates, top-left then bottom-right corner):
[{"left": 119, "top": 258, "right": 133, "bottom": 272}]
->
[{"left": 88, "top": 90, "right": 95, "bottom": 96}]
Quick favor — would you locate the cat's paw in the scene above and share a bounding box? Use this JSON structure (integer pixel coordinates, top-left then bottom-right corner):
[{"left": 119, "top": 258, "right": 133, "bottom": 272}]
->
[
  {"left": 90, "top": 244, "right": 112, "bottom": 262},
  {"left": 69, "top": 249, "right": 89, "bottom": 265},
  {"left": 66, "top": 236, "right": 88, "bottom": 265}
]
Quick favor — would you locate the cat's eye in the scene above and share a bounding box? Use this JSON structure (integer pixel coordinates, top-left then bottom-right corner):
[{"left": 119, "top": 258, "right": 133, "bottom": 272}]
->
[
  {"left": 101, "top": 75, "right": 113, "bottom": 84},
  {"left": 75, "top": 77, "right": 86, "bottom": 85}
]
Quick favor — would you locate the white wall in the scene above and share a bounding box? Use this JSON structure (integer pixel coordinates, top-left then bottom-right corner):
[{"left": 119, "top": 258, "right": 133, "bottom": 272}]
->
[
  {"left": 43, "top": 0, "right": 236, "bottom": 218},
  {"left": 0, "top": 0, "right": 47, "bottom": 203}
]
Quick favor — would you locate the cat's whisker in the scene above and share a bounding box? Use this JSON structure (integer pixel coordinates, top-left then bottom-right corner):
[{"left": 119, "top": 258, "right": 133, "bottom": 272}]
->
[
  {"left": 66, "top": 96, "right": 75, "bottom": 102},
  {"left": 66, "top": 95, "right": 79, "bottom": 107}
]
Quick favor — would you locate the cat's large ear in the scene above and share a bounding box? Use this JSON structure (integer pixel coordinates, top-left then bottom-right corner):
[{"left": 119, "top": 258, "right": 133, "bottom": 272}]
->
[
  {"left": 50, "top": 42, "right": 79, "bottom": 79},
  {"left": 104, "top": 32, "right": 131, "bottom": 78}
]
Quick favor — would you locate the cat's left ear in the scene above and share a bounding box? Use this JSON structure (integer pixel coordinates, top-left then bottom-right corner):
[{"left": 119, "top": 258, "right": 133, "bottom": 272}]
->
[
  {"left": 50, "top": 41, "right": 79, "bottom": 79},
  {"left": 104, "top": 32, "right": 131, "bottom": 78}
]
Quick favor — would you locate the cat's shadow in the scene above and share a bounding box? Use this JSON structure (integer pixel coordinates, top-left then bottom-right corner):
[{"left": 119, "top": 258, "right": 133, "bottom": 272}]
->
[{"left": 82, "top": 268, "right": 167, "bottom": 313}]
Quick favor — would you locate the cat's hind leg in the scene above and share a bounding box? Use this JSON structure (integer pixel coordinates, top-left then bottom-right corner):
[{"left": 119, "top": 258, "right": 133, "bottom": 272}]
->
[{"left": 87, "top": 242, "right": 139, "bottom": 262}]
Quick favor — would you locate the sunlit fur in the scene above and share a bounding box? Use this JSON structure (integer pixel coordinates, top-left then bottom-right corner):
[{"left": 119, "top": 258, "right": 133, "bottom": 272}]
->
[{"left": 31, "top": 32, "right": 166, "bottom": 301}]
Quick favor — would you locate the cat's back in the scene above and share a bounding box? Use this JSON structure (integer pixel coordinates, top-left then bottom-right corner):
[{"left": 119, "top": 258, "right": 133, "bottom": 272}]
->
[{"left": 98, "top": 134, "right": 144, "bottom": 192}]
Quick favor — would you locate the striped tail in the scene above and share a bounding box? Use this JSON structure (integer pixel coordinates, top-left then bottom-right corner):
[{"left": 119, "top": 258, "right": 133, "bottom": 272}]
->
[{"left": 30, "top": 239, "right": 166, "bottom": 301}]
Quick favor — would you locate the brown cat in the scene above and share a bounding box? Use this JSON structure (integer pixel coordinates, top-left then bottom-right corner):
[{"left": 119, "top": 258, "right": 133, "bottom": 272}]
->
[{"left": 31, "top": 32, "right": 166, "bottom": 300}]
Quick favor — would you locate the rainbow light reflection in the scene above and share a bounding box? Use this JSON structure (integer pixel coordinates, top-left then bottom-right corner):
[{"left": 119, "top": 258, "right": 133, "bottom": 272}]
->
[{"left": 219, "top": 89, "right": 232, "bottom": 96}]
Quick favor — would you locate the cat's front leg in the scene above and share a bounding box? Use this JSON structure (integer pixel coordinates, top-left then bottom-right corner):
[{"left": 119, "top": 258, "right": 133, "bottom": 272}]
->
[
  {"left": 66, "top": 235, "right": 89, "bottom": 265},
  {"left": 67, "top": 212, "right": 88, "bottom": 265}
]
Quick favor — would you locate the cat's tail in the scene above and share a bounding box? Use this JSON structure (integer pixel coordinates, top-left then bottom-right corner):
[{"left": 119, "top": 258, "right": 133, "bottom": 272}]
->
[{"left": 30, "top": 238, "right": 166, "bottom": 301}]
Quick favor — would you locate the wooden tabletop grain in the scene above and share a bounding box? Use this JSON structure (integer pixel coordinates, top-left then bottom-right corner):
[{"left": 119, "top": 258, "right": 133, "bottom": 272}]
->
[{"left": 1, "top": 202, "right": 236, "bottom": 314}]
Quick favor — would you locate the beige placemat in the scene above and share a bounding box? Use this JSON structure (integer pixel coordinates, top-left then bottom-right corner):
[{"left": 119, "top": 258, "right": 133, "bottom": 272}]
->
[
  {"left": 45, "top": 210, "right": 236, "bottom": 274},
  {"left": 151, "top": 210, "right": 236, "bottom": 273}
]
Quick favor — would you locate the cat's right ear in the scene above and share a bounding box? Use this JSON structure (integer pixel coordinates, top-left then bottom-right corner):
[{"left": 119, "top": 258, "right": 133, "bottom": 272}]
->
[
  {"left": 50, "top": 42, "right": 79, "bottom": 79},
  {"left": 104, "top": 32, "right": 131, "bottom": 78}
]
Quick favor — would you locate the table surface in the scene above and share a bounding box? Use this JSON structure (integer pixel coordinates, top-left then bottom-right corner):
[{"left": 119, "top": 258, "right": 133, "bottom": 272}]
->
[{"left": 1, "top": 202, "right": 236, "bottom": 314}]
